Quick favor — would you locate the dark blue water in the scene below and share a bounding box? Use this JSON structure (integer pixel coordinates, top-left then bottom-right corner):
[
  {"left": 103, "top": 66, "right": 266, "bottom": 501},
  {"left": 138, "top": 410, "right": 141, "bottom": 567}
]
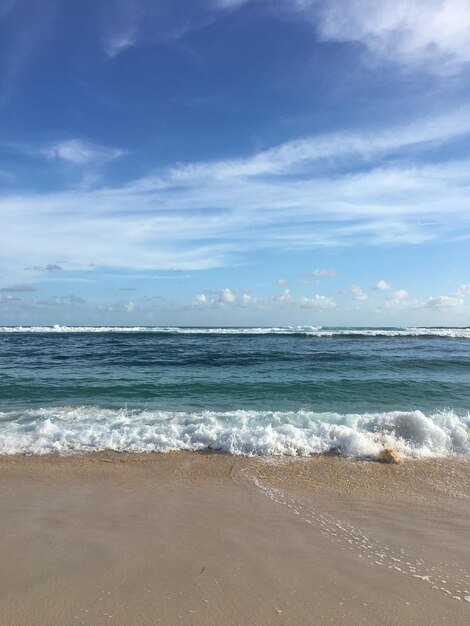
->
[{"left": 1, "top": 328, "right": 470, "bottom": 413}]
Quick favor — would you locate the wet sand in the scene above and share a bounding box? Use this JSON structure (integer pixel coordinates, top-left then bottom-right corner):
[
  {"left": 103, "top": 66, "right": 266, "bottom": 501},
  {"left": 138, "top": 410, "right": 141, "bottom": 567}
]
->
[{"left": 0, "top": 453, "right": 469, "bottom": 625}]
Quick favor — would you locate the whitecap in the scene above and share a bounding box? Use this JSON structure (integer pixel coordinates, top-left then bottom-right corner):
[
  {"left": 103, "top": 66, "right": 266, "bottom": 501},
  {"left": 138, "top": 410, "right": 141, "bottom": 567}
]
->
[{"left": 0, "top": 407, "right": 468, "bottom": 457}]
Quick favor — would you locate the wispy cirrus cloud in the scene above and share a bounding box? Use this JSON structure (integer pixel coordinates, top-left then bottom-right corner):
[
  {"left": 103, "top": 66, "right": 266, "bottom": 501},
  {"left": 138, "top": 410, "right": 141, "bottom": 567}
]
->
[
  {"left": 151, "top": 108, "right": 470, "bottom": 182},
  {"left": 215, "top": 0, "right": 470, "bottom": 74},
  {"left": 102, "top": 0, "right": 470, "bottom": 74},
  {"left": 1, "top": 110, "right": 470, "bottom": 284},
  {"left": 277, "top": 0, "right": 470, "bottom": 74},
  {"left": 311, "top": 269, "right": 338, "bottom": 278},
  {"left": 102, "top": 0, "right": 240, "bottom": 58},
  {"left": 41, "top": 139, "right": 124, "bottom": 165},
  {"left": 104, "top": 28, "right": 136, "bottom": 59},
  {"left": 3, "top": 138, "right": 124, "bottom": 167}
]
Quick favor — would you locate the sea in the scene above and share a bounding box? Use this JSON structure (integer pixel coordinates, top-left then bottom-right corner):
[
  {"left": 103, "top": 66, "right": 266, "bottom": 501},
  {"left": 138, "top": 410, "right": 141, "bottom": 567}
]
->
[{"left": 0, "top": 326, "right": 469, "bottom": 458}]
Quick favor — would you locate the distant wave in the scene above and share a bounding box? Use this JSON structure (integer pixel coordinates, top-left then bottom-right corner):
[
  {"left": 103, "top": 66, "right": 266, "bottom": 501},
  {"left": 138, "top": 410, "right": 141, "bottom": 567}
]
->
[
  {"left": 1, "top": 325, "right": 470, "bottom": 338},
  {"left": 0, "top": 407, "right": 468, "bottom": 458}
]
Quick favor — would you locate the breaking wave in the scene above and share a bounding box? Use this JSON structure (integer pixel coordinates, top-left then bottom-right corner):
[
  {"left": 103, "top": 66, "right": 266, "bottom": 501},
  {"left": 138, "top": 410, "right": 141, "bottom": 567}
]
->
[
  {"left": 0, "top": 407, "right": 468, "bottom": 458},
  {"left": 1, "top": 325, "right": 470, "bottom": 338}
]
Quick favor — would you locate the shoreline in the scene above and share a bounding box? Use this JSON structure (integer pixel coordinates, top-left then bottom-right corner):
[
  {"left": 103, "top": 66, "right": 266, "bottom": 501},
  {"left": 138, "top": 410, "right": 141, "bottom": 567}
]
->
[{"left": 0, "top": 453, "right": 469, "bottom": 625}]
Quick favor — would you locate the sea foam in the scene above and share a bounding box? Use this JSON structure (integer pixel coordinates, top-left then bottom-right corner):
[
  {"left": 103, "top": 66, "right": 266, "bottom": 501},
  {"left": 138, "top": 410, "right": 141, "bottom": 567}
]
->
[
  {"left": 0, "top": 325, "right": 469, "bottom": 338},
  {"left": 0, "top": 407, "right": 468, "bottom": 457}
]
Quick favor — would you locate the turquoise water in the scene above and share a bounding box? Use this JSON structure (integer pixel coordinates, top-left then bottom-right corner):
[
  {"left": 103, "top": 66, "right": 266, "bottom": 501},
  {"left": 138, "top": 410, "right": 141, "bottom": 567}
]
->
[{"left": 0, "top": 327, "right": 469, "bottom": 457}]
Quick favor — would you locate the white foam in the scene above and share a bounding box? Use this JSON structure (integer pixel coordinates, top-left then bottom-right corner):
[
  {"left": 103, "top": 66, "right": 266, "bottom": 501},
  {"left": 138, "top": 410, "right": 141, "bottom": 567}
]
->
[
  {"left": 0, "top": 407, "right": 468, "bottom": 457},
  {"left": 0, "top": 325, "right": 469, "bottom": 338}
]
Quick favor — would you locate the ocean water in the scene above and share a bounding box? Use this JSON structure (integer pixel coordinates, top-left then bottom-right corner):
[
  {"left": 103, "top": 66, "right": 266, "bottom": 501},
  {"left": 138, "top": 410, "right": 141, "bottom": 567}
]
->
[{"left": 0, "top": 326, "right": 469, "bottom": 458}]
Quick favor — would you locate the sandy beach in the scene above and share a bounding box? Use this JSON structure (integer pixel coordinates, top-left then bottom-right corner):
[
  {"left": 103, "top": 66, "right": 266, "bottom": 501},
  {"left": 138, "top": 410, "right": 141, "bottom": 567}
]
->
[{"left": 0, "top": 453, "right": 468, "bottom": 625}]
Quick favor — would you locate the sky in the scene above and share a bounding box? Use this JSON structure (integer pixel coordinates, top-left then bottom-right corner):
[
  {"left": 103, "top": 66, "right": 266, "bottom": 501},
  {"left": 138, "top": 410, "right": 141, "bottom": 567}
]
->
[{"left": 1, "top": 0, "right": 470, "bottom": 326}]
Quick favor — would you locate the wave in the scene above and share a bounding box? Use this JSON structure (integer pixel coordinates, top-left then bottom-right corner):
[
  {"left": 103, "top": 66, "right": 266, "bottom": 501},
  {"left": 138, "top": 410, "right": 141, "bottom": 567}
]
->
[
  {"left": 0, "top": 407, "right": 468, "bottom": 458},
  {"left": 1, "top": 325, "right": 470, "bottom": 338}
]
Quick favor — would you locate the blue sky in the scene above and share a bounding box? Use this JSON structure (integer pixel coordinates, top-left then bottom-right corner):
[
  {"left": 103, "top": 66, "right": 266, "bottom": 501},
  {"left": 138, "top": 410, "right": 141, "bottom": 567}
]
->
[{"left": 1, "top": 0, "right": 470, "bottom": 326}]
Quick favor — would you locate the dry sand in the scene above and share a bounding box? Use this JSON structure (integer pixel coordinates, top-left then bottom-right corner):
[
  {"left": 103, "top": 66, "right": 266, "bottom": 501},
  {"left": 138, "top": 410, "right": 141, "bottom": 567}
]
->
[{"left": 0, "top": 452, "right": 469, "bottom": 625}]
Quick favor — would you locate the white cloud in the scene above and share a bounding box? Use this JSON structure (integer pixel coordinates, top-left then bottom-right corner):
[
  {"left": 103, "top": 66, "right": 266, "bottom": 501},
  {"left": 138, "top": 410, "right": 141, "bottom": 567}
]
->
[
  {"left": 383, "top": 289, "right": 408, "bottom": 308},
  {"left": 456, "top": 284, "right": 470, "bottom": 296},
  {"left": 274, "top": 288, "right": 293, "bottom": 305},
  {"left": 104, "top": 30, "right": 136, "bottom": 58},
  {"left": 298, "top": 294, "right": 336, "bottom": 309},
  {"left": 220, "top": 288, "right": 236, "bottom": 304},
  {"left": 42, "top": 139, "right": 124, "bottom": 165},
  {"left": 193, "top": 288, "right": 254, "bottom": 308},
  {"left": 159, "top": 108, "right": 470, "bottom": 182},
  {"left": 2, "top": 111, "right": 470, "bottom": 278},
  {"left": 311, "top": 269, "right": 338, "bottom": 278},
  {"left": 277, "top": 278, "right": 288, "bottom": 287},
  {"left": 391, "top": 289, "right": 408, "bottom": 301},
  {"left": 103, "top": 1, "right": 470, "bottom": 73},
  {"left": 350, "top": 285, "right": 368, "bottom": 301},
  {"left": 371, "top": 279, "right": 391, "bottom": 290},
  {"left": 425, "top": 295, "right": 463, "bottom": 308},
  {"left": 0, "top": 294, "right": 20, "bottom": 303},
  {"left": 192, "top": 288, "right": 335, "bottom": 310},
  {"left": 291, "top": 0, "right": 470, "bottom": 74},
  {"left": 385, "top": 291, "right": 462, "bottom": 310}
]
